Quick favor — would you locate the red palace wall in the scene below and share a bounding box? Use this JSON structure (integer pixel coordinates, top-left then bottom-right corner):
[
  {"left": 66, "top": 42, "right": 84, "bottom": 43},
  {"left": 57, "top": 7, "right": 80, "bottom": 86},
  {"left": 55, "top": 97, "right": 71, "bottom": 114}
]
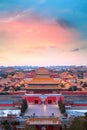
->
[
  {"left": 0, "top": 103, "right": 21, "bottom": 107},
  {"left": 0, "top": 104, "right": 13, "bottom": 107},
  {"left": 73, "top": 104, "right": 87, "bottom": 106},
  {"left": 36, "top": 125, "right": 62, "bottom": 130},
  {"left": 26, "top": 96, "right": 41, "bottom": 104},
  {"left": 10, "top": 91, "right": 25, "bottom": 95},
  {"left": 16, "top": 125, "right": 62, "bottom": 130},
  {"left": 45, "top": 97, "right": 56, "bottom": 104},
  {"left": 25, "top": 96, "right": 64, "bottom": 104},
  {"left": 61, "top": 91, "right": 87, "bottom": 95},
  {"left": 14, "top": 103, "right": 21, "bottom": 107}
]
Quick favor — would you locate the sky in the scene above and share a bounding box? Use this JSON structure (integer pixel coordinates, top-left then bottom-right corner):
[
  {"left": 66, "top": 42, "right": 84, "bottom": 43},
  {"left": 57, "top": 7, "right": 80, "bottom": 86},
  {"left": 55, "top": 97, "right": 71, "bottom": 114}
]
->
[{"left": 0, "top": 0, "right": 87, "bottom": 66}]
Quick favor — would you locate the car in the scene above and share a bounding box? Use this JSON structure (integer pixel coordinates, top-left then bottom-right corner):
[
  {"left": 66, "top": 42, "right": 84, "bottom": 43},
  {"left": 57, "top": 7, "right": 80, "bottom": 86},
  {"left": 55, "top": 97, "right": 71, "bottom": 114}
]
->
[
  {"left": 16, "top": 116, "right": 23, "bottom": 120},
  {"left": 16, "top": 115, "right": 21, "bottom": 118},
  {"left": 16, "top": 116, "right": 22, "bottom": 118},
  {"left": 61, "top": 117, "right": 67, "bottom": 120},
  {"left": 23, "top": 115, "right": 30, "bottom": 119}
]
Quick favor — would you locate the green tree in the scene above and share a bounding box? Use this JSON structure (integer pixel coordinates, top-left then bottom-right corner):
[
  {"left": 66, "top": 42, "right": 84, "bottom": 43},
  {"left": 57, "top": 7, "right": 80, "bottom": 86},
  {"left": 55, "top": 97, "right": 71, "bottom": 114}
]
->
[
  {"left": 25, "top": 125, "right": 37, "bottom": 130},
  {"left": 15, "top": 86, "right": 20, "bottom": 91},
  {"left": 11, "top": 120, "right": 20, "bottom": 130},
  {"left": 68, "top": 87, "right": 73, "bottom": 91},
  {"left": 82, "top": 82, "right": 87, "bottom": 88},
  {"left": 61, "top": 84, "right": 65, "bottom": 88},
  {"left": 11, "top": 120, "right": 20, "bottom": 126},
  {"left": 84, "top": 112, "right": 87, "bottom": 120},
  {"left": 9, "top": 72, "right": 15, "bottom": 76},
  {"left": 21, "top": 99, "right": 28, "bottom": 114},
  {"left": 69, "top": 117, "right": 87, "bottom": 130},
  {"left": 58, "top": 98, "right": 65, "bottom": 114},
  {"left": 4, "top": 86, "right": 9, "bottom": 91},
  {"left": 1, "top": 120, "right": 11, "bottom": 130},
  {"left": 73, "top": 86, "right": 77, "bottom": 91}
]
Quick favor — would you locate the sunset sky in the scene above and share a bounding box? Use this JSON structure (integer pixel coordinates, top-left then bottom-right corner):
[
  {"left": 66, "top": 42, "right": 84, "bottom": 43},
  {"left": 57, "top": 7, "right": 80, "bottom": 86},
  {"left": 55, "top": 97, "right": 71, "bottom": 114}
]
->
[{"left": 0, "top": 0, "right": 87, "bottom": 66}]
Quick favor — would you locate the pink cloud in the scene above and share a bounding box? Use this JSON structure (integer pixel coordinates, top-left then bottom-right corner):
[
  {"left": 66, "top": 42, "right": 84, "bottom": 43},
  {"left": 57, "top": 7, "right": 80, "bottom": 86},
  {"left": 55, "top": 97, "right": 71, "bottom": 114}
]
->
[
  {"left": 0, "top": 16, "right": 83, "bottom": 66},
  {"left": 0, "top": 17, "right": 79, "bottom": 47}
]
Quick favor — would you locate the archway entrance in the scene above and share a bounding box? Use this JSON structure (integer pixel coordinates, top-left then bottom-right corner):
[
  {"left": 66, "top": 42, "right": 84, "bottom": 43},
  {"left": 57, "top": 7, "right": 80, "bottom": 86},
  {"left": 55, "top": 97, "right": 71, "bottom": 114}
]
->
[
  {"left": 48, "top": 100, "right": 52, "bottom": 104},
  {"left": 34, "top": 100, "right": 38, "bottom": 104}
]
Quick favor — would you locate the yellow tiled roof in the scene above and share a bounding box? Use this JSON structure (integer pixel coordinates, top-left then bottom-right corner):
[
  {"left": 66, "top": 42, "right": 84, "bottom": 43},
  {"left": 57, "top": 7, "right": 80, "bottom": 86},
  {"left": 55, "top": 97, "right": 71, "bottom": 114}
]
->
[
  {"left": 28, "top": 85, "right": 59, "bottom": 89},
  {"left": 29, "top": 77, "right": 59, "bottom": 84},
  {"left": 36, "top": 67, "right": 49, "bottom": 75},
  {"left": 60, "top": 72, "right": 73, "bottom": 79},
  {"left": 26, "top": 117, "right": 61, "bottom": 125}
]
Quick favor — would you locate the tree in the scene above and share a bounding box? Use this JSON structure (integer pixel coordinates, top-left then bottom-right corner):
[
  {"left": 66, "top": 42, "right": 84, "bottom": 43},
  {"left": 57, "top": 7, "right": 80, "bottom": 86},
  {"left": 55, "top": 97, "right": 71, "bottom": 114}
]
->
[
  {"left": 80, "top": 81, "right": 83, "bottom": 85},
  {"left": 4, "top": 86, "right": 9, "bottom": 91},
  {"left": 0, "top": 73, "right": 8, "bottom": 78},
  {"left": 61, "top": 84, "right": 65, "bottom": 88},
  {"left": 25, "top": 125, "right": 37, "bottom": 130},
  {"left": 68, "top": 86, "right": 77, "bottom": 91},
  {"left": 11, "top": 120, "right": 20, "bottom": 126},
  {"left": 11, "top": 121, "right": 20, "bottom": 130},
  {"left": 82, "top": 82, "right": 87, "bottom": 88},
  {"left": 1, "top": 120, "right": 11, "bottom": 130},
  {"left": 68, "top": 87, "right": 73, "bottom": 91},
  {"left": 69, "top": 117, "right": 87, "bottom": 130},
  {"left": 15, "top": 86, "right": 20, "bottom": 91},
  {"left": 84, "top": 112, "right": 87, "bottom": 120},
  {"left": 21, "top": 99, "right": 28, "bottom": 114},
  {"left": 9, "top": 72, "right": 15, "bottom": 76},
  {"left": 58, "top": 98, "right": 65, "bottom": 114},
  {"left": 73, "top": 86, "right": 77, "bottom": 91}
]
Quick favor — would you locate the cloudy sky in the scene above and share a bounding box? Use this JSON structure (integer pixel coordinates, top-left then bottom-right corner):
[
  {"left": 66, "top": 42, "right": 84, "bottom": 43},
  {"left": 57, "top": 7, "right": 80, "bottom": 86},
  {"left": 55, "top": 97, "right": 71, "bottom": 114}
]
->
[{"left": 0, "top": 0, "right": 87, "bottom": 66}]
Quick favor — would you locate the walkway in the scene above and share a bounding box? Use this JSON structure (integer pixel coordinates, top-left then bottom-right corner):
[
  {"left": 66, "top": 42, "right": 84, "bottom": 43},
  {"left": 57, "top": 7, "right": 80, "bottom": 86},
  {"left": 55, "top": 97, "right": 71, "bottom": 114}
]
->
[{"left": 25, "top": 104, "right": 62, "bottom": 117}]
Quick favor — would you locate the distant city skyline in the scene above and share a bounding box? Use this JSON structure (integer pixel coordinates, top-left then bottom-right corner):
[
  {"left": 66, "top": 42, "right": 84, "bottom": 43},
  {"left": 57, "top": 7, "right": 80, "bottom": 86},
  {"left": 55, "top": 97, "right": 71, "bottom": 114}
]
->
[{"left": 0, "top": 0, "right": 87, "bottom": 66}]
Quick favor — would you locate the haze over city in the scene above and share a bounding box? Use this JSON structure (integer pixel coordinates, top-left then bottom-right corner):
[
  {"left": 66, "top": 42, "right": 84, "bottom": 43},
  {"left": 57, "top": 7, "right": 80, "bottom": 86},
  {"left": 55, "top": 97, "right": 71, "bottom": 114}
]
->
[{"left": 0, "top": 0, "right": 87, "bottom": 66}]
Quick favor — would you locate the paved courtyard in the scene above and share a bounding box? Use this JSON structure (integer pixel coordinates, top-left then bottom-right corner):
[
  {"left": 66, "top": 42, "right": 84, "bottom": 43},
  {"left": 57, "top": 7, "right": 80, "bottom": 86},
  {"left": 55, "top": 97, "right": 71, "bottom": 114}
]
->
[{"left": 25, "top": 104, "right": 62, "bottom": 117}]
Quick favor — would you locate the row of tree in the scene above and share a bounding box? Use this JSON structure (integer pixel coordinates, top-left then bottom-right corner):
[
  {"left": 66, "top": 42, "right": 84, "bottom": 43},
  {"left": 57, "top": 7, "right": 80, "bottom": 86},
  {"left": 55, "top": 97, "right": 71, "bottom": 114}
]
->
[
  {"left": 68, "top": 113, "right": 87, "bottom": 130},
  {"left": 25, "top": 125, "right": 37, "bottom": 130},
  {"left": 1, "top": 120, "right": 20, "bottom": 130},
  {"left": 63, "top": 113, "right": 87, "bottom": 130},
  {"left": 58, "top": 99, "right": 65, "bottom": 114},
  {"left": 68, "top": 86, "right": 78, "bottom": 91},
  {"left": 21, "top": 99, "right": 28, "bottom": 114},
  {"left": 2, "top": 113, "right": 87, "bottom": 130},
  {"left": 22, "top": 112, "right": 87, "bottom": 130}
]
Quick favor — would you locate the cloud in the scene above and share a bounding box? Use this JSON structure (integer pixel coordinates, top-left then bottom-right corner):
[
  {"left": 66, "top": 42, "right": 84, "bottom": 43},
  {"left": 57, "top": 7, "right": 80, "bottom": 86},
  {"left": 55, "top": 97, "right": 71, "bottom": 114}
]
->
[
  {"left": 0, "top": 8, "right": 34, "bottom": 23},
  {"left": 72, "top": 48, "right": 80, "bottom": 52},
  {"left": 56, "top": 19, "right": 76, "bottom": 29},
  {"left": 0, "top": 13, "right": 22, "bottom": 23},
  {"left": 71, "top": 46, "right": 87, "bottom": 52}
]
